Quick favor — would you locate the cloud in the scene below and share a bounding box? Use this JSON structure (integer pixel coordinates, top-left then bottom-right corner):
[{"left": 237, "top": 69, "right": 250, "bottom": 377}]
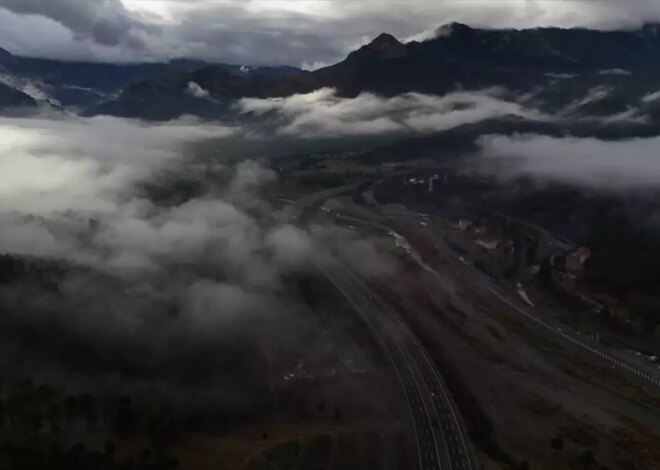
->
[
  {"left": 230, "top": 159, "right": 277, "bottom": 194},
  {"left": 598, "top": 68, "right": 632, "bottom": 75},
  {"left": 560, "top": 85, "right": 612, "bottom": 116},
  {"left": 0, "top": 113, "right": 394, "bottom": 395},
  {"left": 309, "top": 223, "right": 397, "bottom": 278},
  {"left": 238, "top": 87, "right": 544, "bottom": 138},
  {"left": 185, "top": 81, "right": 210, "bottom": 99},
  {"left": 573, "top": 86, "right": 611, "bottom": 107},
  {"left": 266, "top": 224, "right": 313, "bottom": 267},
  {"left": 479, "top": 134, "right": 660, "bottom": 188},
  {"left": 0, "top": 0, "right": 155, "bottom": 48},
  {"left": 642, "top": 90, "right": 660, "bottom": 103},
  {"left": 0, "top": 115, "right": 274, "bottom": 389},
  {"left": 3, "top": 1, "right": 660, "bottom": 65},
  {"left": 544, "top": 73, "right": 577, "bottom": 80},
  {"left": 0, "top": 115, "right": 234, "bottom": 214},
  {"left": 0, "top": 73, "right": 57, "bottom": 104}
]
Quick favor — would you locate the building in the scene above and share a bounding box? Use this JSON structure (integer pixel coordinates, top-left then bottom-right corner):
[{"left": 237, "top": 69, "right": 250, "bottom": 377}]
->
[
  {"left": 428, "top": 174, "right": 440, "bottom": 192},
  {"left": 471, "top": 225, "right": 487, "bottom": 235},
  {"left": 477, "top": 237, "right": 500, "bottom": 250},
  {"left": 565, "top": 253, "right": 583, "bottom": 272},
  {"left": 576, "top": 246, "right": 592, "bottom": 264},
  {"left": 566, "top": 247, "right": 591, "bottom": 273},
  {"left": 456, "top": 218, "right": 472, "bottom": 231}
]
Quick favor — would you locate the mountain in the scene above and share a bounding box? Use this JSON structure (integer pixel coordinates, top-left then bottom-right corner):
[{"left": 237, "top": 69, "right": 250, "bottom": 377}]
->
[
  {"left": 86, "top": 22, "right": 660, "bottom": 120},
  {"left": 0, "top": 81, "right": 37, "bottom": 109},
  {"left": 269, "top": 22, "right": 660, "bottom": 98},
  {"left": 0, "top": 47, "right": 11, "bottom": 61},
  {"left": 356, "top": 114, "right": 660, "bottom": 166},
  {"left": 0, "top": 47, "right": 303, "bottom": 110},
  {"left": 8, "top": 23, "right": 660, "bottom": 120},
  {"left": 86, "top": 64, "right": 306, "bottom": 120},
  {"left": 0, "top": 51, "right": 191, "bottom": 108}
]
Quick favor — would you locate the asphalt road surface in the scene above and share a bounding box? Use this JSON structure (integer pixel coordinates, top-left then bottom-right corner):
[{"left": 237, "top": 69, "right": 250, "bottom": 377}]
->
[
  {"left": 284, "top": 190, "right": 475, "bottom": 470},
  {"left": 280, "top": 184, "right": 361, "bottom": 221},
  {"left": 417, "top": 223, "right": 660, "bottom": 393},
  {"left": 285, "top": 183, "right": 660, "bottom": 470},
  {"left": 317, "top": 255, "right": 475, "bottom": 470}
]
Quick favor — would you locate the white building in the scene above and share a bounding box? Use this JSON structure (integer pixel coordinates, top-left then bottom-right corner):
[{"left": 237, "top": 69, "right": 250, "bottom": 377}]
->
[{"left": 477, "top": 237, "right": 500, "bottom": 250}]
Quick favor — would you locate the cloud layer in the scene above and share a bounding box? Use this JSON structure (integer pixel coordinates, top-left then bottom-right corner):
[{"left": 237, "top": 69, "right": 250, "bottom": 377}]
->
[
  {"left": 0, "top": 114, "right": 395, "bottom": 395},
  {"left": 238, "top": 87, "right": 542, "bottom": 138},
  {"left": 479, "top": 134, "right": 660, "bottom": 188},
  {"left": 3, "top": 1, "right": 660, "bottom": 65},
  {"left": 0, "top": 115, "right": 233, "bottom": 214}
]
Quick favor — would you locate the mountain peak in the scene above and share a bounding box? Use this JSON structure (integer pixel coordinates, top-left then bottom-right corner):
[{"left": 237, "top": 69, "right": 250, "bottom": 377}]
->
[
  {"left": 641, "top": 22, "right": 660, "bottom": 37},
  {"left": 0, "top": 46, "right": 12, "bottom": 61},
  {"left": 436, "top": 22, "right": 475, "bottom": 38},
  {"left": 345, "top": 32, "right": 406, "bottom": 63},
  {"left": 370, "top": 32, "right": 403, "bottom": 48}
]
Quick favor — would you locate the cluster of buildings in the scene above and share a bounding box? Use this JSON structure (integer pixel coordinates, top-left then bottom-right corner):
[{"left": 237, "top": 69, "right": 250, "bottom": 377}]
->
[
  {"left": 406, "top": 173, "right": 444, "bottom": 192},
  {"left": 449, "top": 215, "right": 595, "bottom": 288},
  {"left": 282, "top": 358, "right": 312, "bottom": 382},
  {"left": 451, "top": 217, "right": 511, "bottom": 254}
]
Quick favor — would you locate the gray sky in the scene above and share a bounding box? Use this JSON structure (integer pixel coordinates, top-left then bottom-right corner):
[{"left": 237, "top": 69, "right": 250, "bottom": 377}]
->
[{"left": 1, "top": 1, "right": 660, "bottom": 67}]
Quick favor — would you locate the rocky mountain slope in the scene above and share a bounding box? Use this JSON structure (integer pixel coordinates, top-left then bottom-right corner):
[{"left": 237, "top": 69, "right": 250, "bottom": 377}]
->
[
  {"left": 86, "top": 22, "right": 660, "bottom": 120},
  {"left": 0, "top": 81, "right": 36, "bottom": 109},
  {"left": 0, "top": 46, "right": 302, "bottom": 111},
  {"left": 6, "top": 23, "right": 660, "bottom": 120},
  {"left": 269, "top": 22, "right": 660, "bottom": 97}
]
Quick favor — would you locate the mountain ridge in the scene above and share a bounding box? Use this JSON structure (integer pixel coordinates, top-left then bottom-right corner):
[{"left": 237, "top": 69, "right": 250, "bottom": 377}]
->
[
  {"left": 7, "top": 22, "right": 660, "bottom": 119},
  {"left": 85, "top": 21, "right": 660, "bottom": 118},
  {"left": 0, "top": 47, "right": 305, "bottom": 109},
  {"left": 0, "top": 81, "right": 37, "bottom": 109}
]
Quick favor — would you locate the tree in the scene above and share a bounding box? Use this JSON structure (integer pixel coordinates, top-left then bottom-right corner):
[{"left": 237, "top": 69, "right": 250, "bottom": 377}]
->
[
  {"left": 113, "top": 396, "right": 138, "bottom": 437},
  {"left": 549, "top": 436, "right": 565, "bottom": 458},
  {"left": 334, "top": 406, "right": 342, "bottom": 422},
  {"left": 46, "top": 402, "right": 62, "bottom": 432},
  {"left": 0, "top": 399, "right": 5, "bottom": 427},
  {"left": 579, "top": 449, "right": 595, "bottom": 469},
  {"left": 516, "top": 460, "right": 530, "bottom": 470},
  {"left": 539, "top": 256, "right": 554, "bottom": 288},
  {"left": 103, "top": 440, "right": 116, "bottom": 464}
]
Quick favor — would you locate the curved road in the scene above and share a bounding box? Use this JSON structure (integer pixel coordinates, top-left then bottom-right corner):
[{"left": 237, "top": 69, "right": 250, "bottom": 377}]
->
[
  {"left": 417, "top": 223, "right": 660, "bottom": 393},
  {"left": 318, "top": 256, "right": 474, "bottom": 470},
  {"left": 283, "top": 189, "right": 475, "bottom": 470}
]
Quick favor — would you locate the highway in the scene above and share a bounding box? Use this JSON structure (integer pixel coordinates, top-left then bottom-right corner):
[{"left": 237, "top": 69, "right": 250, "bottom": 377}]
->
[
  {"left": 284, "top": 183, "right": 659, "bottom": 470},
  {"left": 489, "top": 286, "right": 660, "bottom": 389},
  {"left": 416, "top": 223, "right": 660, "bottom": 393},
  {"left": 279, "top": 183, "right": 361, "bottom": 221},
  {"left": 317, "top": 255, "right": 474, "bottom": 470},
  {"left": 284, "top": 189, "right": 475, "bottom": 470}
]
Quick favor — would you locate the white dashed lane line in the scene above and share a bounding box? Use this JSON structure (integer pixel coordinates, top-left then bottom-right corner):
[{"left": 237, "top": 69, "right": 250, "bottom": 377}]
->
[{"left": 487, "top": 286, "right": 660, "bottom": 391}]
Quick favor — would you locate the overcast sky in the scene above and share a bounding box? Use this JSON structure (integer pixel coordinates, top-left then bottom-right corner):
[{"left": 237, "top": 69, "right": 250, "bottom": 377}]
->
[{"left": 1, "top": 1, "right": 660, "bottom": 67}]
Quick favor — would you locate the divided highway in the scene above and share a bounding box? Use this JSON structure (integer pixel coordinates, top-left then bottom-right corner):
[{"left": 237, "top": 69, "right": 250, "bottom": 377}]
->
[
  {"left": 283, "top": 189, "right": 475, "bottom": 470},
  {"left": 487, "top": 286, "right": 660, "bottom": 390},
  {"left": 284, "top": 183, "right": 660, "bottom": 470},
  {"left": 418, "top": 224, "right": 660, "bottom": 393},
  {"left": 317, "top": 255, "right": 475, "bottom": 470}
]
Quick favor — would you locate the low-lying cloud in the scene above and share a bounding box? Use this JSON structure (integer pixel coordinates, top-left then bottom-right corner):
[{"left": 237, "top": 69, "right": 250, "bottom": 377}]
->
[
  {"left": 186, "top": 81, "right": 210, "bottom": 99},
  {"left": 0, "top": 114, "right": 395, "bottom": 398},
  {"left": 0, "top": 115, "right": 233, "bottom": 214},
  {"left": 479, "top": 134, "right": 660, "bottom": 188},
  {"left": 598, "top": 68, "right": 631, "bottom": 76},
  {"left": 4, "top": 1, "right": 660, "bottom": 66},
  {"left": 238, "top": 87, "right": 544, "bottom": 138},
  {"left": 642, "top": 90, "right": 660, "bottom": 103}
]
